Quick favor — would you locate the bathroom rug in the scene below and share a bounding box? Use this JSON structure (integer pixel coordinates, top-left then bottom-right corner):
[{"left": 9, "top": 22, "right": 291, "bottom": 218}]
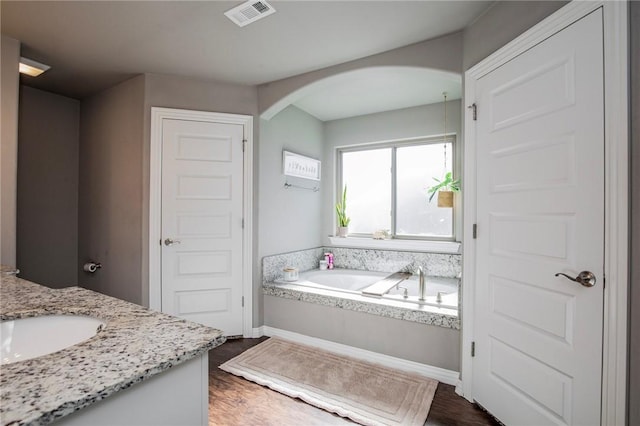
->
[{"left": 219, "top": 337, "right": 438, "bottom": 426}]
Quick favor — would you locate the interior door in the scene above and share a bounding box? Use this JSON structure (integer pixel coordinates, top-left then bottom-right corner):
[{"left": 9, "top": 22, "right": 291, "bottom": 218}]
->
[
  {"left": 473, "top": 10, "right": 604, "bottom": 425},
  {"left": 161, "top": 118, "right": 244, "bottom": 336}
]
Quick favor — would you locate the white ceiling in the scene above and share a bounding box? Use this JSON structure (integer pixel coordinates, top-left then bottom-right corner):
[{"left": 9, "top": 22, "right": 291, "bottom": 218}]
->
[
  {"left": 292, "top": 67, "right": 462, "bottom": 121},
  {"left": 1, "top": 0, "right": 492, "bottom": 118}
]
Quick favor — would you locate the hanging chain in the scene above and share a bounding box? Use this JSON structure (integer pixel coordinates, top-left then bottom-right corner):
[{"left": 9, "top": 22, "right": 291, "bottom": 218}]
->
[{"left": 443, "top": 92, "right": 448, "bottom": 171}]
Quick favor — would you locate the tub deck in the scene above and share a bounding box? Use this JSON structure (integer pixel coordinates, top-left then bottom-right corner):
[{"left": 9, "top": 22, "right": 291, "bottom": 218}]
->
[{"left": 266, "top": 269, "right": 459, "bottom": 329}]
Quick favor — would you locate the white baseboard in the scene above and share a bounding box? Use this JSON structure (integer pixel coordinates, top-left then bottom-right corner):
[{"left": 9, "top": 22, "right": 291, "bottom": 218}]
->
[
  {"left": 252, "top": 326, "right": 460, "bottom": 386},
  {"left": 250, "top": 326, "right": 265, "bottom": 338}
]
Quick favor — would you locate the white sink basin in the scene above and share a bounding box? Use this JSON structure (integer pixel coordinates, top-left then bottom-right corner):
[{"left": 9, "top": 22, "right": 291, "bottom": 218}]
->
[{"left": 1, "top": 315, "right": 105, "bottom": 365}]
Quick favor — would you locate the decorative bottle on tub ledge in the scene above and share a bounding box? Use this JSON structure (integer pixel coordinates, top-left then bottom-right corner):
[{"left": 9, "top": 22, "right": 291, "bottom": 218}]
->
[{"left": 324, "top": 253, "right": 334, "bottom": 270}]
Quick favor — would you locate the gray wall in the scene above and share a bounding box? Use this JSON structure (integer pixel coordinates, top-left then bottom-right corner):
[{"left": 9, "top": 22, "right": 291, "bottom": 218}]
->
[
  {"left": 144, "top": 73, "right": 258, "bottom": 116},
  {"left": 77, "top": 72, "right": 260, "bottom": 311},
  {"left": 322, "top": 100, "right": 462, "bottom": 243},
  {"left": 264, "top": 295, "right": 460, "bottom": 371},
  {"left": 17, "top": 86, "right": 79, "bottom": 287},
  {"left": 628, "top": 2, "right": 639, "bottom": 424},
  {"left": 142, "top": 72, "right": 260, "bottom": 321},
  {"left": 259, "top": 105, "right": 324, "bottom": 256},
  {"left": 1, "top": 35, "right": 20, "bottom": 267},
  {"left": 462, "top": 1, "right": 568, "bottom": 70},
  {"left": 258, "top": 105, "right": 324, "bottom": 325},
  {"left": 79, "top": 75, "right": 145, "bottom": 304}
]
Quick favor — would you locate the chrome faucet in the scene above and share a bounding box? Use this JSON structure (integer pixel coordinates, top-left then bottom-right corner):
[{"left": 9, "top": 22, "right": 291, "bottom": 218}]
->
[{"left": 416, "top": 266, "right": 426, "bottom": 301}]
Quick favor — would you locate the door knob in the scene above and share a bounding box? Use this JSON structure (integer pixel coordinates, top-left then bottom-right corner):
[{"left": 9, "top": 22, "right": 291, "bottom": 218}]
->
[
  {"left": 164, "top": 238, "right": 181, "bottom": 246},
  {"left": 555, "top": 271, "right": 596, "bottom": 287}
]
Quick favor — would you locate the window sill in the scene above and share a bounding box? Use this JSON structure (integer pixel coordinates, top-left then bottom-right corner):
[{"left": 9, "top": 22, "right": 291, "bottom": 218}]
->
[{"left": 328, "top": 236, "right": 461, "bottom": 254}]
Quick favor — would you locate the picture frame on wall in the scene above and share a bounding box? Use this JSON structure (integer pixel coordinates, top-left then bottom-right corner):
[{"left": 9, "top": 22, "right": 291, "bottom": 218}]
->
[{"left": 282, "top": 150, "right": 321, "bottom": 181}]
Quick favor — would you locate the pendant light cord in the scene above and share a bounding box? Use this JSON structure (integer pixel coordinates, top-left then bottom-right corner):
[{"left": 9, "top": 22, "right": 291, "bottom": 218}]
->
[{"left": 443, "top": 92, "right": 448, "bottom": 172}]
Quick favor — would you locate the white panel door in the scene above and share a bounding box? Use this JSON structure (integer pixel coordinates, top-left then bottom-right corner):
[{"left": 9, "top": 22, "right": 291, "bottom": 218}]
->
[
  {"left": 161, "top": 118, "right": 244, "bottom": 336},
  {"left": 473, "top": 10, "right": 604, "bottom": 425}
]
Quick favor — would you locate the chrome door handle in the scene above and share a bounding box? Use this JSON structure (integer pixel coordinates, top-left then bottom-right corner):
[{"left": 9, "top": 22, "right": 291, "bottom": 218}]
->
[
  {"left": 555, "top": 271, "right": 596, "bottom": 287},
  {"left": 164, "top": 238, "right": 181, "bottom": 246}
]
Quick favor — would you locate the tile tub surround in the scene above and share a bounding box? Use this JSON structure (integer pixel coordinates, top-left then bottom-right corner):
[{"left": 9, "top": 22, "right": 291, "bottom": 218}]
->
[
  {"left": 328, "top": 247, "right": 461, "bottom": 278},
  {"left": 263, "top": 277, "right": 459, "bottom": 330},
  {"left": 0, "top": 275, "right": 225, "bottom": 426},
  {"left": 262, "top": 247, "right": 325, "bottom": 283}
]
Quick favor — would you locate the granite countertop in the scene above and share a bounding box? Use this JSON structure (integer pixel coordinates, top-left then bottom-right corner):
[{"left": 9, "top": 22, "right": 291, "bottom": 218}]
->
[
  {"left": 0, "top": 275, "right": 226, "bottom": 426},
  {"left": 263, "top": 275, "right": 460, "bottom": 330}
]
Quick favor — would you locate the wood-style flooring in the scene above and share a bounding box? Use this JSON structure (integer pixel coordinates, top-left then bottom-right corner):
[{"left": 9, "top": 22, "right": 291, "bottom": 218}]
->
[{"left": 208, "top": 337, "right": 499, "bottom": 426}]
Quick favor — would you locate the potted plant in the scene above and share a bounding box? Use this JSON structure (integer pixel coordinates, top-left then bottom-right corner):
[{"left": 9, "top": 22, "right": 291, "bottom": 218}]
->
[
  {"left": 427, "top": 172, "right": 460, "bottom": 208},
  {"left": 335, "top": 185, "right": 350, "bottom": 237}
]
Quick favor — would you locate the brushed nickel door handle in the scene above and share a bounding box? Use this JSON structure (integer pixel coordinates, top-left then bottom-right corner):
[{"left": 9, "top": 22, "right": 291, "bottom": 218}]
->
[
  {"left": 164, "top": 238, "right": 181, "bottom": 246},
  {"left": 555, "top": 271, "right": 596, "bottom": 287}
]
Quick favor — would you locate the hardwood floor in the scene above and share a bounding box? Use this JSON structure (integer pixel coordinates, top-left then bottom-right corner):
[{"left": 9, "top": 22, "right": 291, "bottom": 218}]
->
[{"left": 208, "top": 338, "right": 499, "bottom": 426}]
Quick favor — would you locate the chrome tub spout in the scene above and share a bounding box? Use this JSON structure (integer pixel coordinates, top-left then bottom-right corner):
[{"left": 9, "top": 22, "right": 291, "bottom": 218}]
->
[{"left": 417, "top": 266, "right": 426, "bottom": 301}]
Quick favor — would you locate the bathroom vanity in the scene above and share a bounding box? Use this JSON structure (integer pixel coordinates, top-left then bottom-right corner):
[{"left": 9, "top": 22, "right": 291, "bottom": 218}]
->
[{"left": 0, "top": 274, "right": 225, "bottom": 426}]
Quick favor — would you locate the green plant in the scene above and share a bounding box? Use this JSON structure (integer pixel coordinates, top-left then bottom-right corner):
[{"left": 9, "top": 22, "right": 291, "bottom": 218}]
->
[
  {"left": 335, "top": 185, "right": 351, "bottom": 227},
  {"left": 427, "top": 172, "right": 461, "bottom": 202}
]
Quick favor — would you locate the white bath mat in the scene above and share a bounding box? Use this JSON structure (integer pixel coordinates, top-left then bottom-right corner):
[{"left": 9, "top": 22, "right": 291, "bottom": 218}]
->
[{"left": 219, "top": 337, "right": 438, "bottom": 426}]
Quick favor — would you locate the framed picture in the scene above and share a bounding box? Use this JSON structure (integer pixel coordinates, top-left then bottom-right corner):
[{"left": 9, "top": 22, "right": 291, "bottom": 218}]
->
[{"left": 282, "top": 151, "right": 321, "bottom": 181}]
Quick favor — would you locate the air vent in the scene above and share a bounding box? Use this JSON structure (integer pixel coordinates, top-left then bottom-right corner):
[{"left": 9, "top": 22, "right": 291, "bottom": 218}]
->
[{"left": 225, "top": 0, "right": 276, "bottom": 27}]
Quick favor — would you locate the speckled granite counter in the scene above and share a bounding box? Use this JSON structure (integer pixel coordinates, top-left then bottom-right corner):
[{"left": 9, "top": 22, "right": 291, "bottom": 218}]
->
[
  {"left": 263, "top": 276, "right": 459, "bottom": 330},
  {"left": 0, "top": 275, "right": 226, "bottom": 426}
]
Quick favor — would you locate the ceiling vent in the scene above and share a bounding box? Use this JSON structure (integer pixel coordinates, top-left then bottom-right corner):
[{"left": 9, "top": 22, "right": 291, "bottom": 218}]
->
[{"left": 225, "top": 1, "right": 276, "bottom": 27}]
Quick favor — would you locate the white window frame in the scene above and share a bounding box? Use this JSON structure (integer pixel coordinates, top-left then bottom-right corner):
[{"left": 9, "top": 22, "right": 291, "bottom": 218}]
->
[{"left": 334, "top": 135, "right": 461, "bottom": 253}]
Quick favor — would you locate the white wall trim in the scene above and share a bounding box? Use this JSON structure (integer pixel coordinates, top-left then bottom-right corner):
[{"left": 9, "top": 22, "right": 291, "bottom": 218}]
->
[
  {"left": 460, "top": 74, "right": 478, "bottom": 402},
  {"left": 253, "top": 326, "right": 461, "bottom": 386},
  {"left": 461, "top": 2, "right": 628, "bottom": 424},
  {"left": 328, "top": 236, "right": 461, "bottom": 254},
  {"left": 149, "top": 107, "right": 254, "bottom": 337},
  {"left": 600, "top": 3, "right": 629, "bottom": 425},
  {"left": 251, "top": 326, "right": 266, "bottom": 339}
]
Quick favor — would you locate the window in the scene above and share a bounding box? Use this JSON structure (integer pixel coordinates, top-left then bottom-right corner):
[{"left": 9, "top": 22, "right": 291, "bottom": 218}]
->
[{"left": 339, "top": 137, "right": 455, "bottom": 240}]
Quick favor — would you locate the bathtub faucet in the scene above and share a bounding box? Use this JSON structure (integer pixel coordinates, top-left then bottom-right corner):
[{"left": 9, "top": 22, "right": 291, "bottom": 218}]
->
[{"left": 416, "top": 266, "right": 426, "bottom": 302}]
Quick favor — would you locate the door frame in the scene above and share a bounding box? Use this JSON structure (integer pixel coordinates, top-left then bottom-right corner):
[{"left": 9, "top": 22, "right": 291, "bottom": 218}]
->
[
  {"left": 460, "top": 1, "right": 629, "bottom": 425},
  {"left": 148, "top": 107, "right": 254, "bottom": 338}
]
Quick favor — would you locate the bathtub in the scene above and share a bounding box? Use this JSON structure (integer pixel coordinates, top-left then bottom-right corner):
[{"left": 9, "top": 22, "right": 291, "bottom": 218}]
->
[{"left": 275, "top": 268, "right": 458, "bottom": 309}]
